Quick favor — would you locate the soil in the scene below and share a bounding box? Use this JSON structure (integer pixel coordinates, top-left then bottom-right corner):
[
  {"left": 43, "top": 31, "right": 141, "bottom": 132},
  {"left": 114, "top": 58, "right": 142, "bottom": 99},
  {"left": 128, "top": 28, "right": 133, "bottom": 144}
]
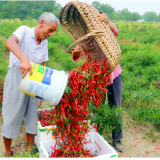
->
[
  {"left": 0, "top": 102, "right": 160, "bottom": 158},
  {"left": 113, "top": 115, "right": 160, "bottom": 158}
]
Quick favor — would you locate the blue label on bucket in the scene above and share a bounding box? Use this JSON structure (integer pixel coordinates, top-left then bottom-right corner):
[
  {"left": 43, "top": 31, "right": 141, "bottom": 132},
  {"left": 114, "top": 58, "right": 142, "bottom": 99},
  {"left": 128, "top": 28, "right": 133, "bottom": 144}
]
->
[
  {"left": 35, "top": 96, "right": 44, "bottom": 100},
  {"left": 42, "top": 67, "right": 53, "bottom": 85}
]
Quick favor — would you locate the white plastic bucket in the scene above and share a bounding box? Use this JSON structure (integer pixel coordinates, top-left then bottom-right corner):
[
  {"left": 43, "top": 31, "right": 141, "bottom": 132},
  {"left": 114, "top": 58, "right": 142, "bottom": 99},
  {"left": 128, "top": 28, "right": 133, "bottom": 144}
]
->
[{"left": 18, "top": 62, "right": 68, "bottom": 106}]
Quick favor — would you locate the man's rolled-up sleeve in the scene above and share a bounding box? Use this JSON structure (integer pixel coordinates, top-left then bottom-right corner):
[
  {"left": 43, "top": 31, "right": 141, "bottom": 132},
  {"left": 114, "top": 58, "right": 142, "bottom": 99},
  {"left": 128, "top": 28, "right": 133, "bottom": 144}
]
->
[{"left": 12, "top": 25, "right": 26, "bottom": 42}]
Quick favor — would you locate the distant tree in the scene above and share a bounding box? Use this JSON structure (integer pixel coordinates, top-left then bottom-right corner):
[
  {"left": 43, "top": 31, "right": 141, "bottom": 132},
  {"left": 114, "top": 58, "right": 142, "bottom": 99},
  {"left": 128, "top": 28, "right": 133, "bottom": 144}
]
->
[
  {"left": 0, "top": 1, "right": 33, "bottom": 19},
  {"left": 143, "top": 11, "right": 157, "bottom": 21},
  {"left": 117, "top": 8, "right": 133, "bottom": 20},
  {"left": 132, "top": 12, "right": 141, "bottom": 20},
  {"left": 43, "top": 1, "right": 56, "bottom": 12},
  {"left": 154, "top": 15, "right": 160, "bottom": 21},
  {"left": 53, "top": 3, "right": 63, "bottom": 14},
  {"left": 0, "top": 0, "right": 61, "bottom": 20},
  {"left": 32, "top": 9, "right": 44, "bottom": 20},
  {"left": 100, "top": 4, "right": 115, "bottom": 14},
  {"left": 0, "top": 1, "right": 8, "bottom": 9},
  {"left": 92, "top": 1, "right": 115, "bottom": 15},
  {"left": 92, "top": 1, "right": 101, "bottom": 10},
  {"left": 92, "top": 1, "right": 137, "bottom": 21},
  {"left": 109, "top": 12, "right": 121, "bottom": 20},
  {"left": 52, "top": 3, "right": 62, "bottom": 17},
  {"left": 1, "top": 0, "right": 159, "bottom": 21}
]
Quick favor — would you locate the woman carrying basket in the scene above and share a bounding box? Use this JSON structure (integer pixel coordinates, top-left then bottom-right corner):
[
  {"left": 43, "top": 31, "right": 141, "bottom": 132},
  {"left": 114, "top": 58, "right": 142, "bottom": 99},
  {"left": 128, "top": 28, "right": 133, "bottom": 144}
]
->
[{"left": 71, "top": 11, "right": 124, "bottom": 152}]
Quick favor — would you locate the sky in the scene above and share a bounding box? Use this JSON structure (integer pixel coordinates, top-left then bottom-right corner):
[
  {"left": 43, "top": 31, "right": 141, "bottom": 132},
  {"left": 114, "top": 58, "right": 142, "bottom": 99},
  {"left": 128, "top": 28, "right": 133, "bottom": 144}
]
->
[{"left": 57, "top": 0, "right": 160, "bottom": 15}]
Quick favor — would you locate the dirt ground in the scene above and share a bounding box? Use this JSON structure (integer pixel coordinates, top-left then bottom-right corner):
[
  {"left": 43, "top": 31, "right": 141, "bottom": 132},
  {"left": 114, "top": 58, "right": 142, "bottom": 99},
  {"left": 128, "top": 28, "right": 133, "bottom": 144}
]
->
[
  {"left": 0, "top": 116, "right": 39, "bottom": 157},
  {"left": 0, "top": 107, "right": 160, "bottom": 158},
  {"left": 116, "top": 116, "right": 160, "bottom": 158}
]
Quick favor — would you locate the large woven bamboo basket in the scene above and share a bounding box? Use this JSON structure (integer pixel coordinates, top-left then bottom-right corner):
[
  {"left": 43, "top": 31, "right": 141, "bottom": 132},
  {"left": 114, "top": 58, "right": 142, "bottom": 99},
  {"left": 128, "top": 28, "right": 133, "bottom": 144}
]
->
[{"left": 59, "top": 0, "right": 121, "bottom": 73}]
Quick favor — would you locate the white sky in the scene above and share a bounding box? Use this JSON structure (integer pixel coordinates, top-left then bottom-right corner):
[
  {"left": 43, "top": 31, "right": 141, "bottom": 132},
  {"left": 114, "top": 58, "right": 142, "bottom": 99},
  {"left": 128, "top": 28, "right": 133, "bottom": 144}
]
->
[{"left": 56, "top": 0, "right": 160, "bottom": 15}]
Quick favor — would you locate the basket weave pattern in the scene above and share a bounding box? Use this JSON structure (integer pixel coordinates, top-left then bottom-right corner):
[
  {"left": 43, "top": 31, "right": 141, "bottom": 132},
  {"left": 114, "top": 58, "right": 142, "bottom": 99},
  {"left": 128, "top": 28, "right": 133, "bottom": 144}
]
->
[{"left": 59, "top": 1, "right": 121, "bottom": 73}]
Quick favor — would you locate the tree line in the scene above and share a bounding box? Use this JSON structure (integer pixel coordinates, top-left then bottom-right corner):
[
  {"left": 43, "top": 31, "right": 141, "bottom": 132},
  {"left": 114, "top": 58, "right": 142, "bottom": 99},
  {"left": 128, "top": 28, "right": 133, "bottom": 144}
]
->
[
  {"left": 0, "top": 1, "right": 62, "bottom": 20},
  {"left": 0, "top": 0, "right": 160, "bottom": 21},
  {"left": 92, "top": 1, "right": 160, "bottom": 21}
]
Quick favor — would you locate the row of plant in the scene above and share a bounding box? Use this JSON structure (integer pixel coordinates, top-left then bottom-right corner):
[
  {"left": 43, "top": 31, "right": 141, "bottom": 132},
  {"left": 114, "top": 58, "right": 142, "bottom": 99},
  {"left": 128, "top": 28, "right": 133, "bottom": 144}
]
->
[
  {"left": 114, "top": 21, "right": 160, "bottom": 46},
  {"left": 120, "top": 42, "right": 160, "bottom": 106},
  {"left": 0, "top": 20, "right": 160, "bottom": 150}
]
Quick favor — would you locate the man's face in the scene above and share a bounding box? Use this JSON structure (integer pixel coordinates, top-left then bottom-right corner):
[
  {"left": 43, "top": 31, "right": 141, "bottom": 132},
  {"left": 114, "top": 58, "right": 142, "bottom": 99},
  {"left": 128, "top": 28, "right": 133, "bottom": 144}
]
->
[{"left": 39, "top": 20, "right": 58, "bottom": 40}]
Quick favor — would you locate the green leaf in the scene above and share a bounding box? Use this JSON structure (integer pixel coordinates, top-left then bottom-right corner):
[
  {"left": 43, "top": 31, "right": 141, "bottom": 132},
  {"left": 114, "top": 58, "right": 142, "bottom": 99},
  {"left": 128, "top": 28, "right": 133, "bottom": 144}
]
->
[
  {"left": 79, "top": 155, "right": 83, "bottom": 158},
  {"left": 1, "top": 153, "right": 4, "bottom": 158},
  {"left": 14, "top": 155, "right": 18, "bottom": 158}
]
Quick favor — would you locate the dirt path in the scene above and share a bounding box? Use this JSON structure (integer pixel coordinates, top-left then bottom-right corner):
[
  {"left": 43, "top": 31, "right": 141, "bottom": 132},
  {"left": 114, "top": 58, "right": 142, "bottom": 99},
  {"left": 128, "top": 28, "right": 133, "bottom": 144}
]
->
[
  {"left": 0, "top": 112, "right": 160, "bottom": 158},
  {"left": 118, "top": 115, "right": 160, "bottom": 157}
]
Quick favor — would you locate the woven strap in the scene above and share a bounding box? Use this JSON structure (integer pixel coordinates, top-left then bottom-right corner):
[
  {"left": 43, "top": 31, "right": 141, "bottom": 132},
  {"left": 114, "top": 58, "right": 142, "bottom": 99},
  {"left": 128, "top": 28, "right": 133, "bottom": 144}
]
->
[{"left": 66, "top": 30, "right": 107, "bottom": 53}]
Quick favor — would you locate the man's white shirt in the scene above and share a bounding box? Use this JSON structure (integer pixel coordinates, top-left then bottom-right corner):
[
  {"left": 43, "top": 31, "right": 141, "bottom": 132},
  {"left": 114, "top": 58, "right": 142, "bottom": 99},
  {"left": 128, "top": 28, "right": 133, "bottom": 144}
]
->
[{"left": 8, "top": 25, "right": 49, "bottom": 68}]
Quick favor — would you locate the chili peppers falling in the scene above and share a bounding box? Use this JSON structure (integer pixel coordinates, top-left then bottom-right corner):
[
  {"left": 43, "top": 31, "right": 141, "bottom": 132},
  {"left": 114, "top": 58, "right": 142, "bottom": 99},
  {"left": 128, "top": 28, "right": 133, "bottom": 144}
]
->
[{"left": 38, "top": 50, "right": 110, "bottom": 157}]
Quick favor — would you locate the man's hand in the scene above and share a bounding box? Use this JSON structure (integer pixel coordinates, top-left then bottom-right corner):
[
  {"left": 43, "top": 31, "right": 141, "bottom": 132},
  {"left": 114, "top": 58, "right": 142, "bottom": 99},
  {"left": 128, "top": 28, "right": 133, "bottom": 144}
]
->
[
  {"left": 72, "top": 48, "right": 80, "bottom": 59},
  {"left": 20, "top": 58, "right": 32, "bottom": 79},
  {"left": 98, "top": 11, "right": 109, "bottom": 24},
  {"left": 41, "top": 62, "right": 45, "bottom": 66}
]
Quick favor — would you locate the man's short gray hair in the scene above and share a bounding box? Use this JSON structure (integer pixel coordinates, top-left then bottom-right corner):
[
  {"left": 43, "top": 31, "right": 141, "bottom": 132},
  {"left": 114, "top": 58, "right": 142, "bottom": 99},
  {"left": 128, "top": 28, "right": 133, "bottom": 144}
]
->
[{"left": 38, "top": 12, "right": 59, "bottom": 26}]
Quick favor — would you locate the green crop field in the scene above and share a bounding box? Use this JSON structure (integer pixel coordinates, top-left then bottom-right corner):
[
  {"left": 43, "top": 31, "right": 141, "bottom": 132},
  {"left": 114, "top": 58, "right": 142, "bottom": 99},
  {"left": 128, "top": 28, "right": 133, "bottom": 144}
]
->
[
  {"left": 0, "top": 19, "right": 160, "bottom": 129},
  {"left": 0, "top": 19, "right": 160, "bottom": 157}
]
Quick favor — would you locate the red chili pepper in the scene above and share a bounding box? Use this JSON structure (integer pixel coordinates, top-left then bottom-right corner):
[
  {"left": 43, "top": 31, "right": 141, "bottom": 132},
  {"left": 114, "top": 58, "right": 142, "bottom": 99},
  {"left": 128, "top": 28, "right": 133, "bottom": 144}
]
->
[
  {"left": 93, "top": 125, "right": 98, "bottom": 132},
  {"left": 19, "top": 145, "right": 22, "bottom": 151},
  {"left": 131, "top": 144, "right": 137, "bottom": 148},
  {"left": 95, "top": 142, "right": 101, "bottom": 151}
]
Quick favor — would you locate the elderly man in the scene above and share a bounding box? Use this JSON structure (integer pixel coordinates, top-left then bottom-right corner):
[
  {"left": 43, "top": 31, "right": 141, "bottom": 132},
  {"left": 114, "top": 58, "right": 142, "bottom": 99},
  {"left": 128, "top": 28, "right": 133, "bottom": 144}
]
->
[{"left": 2, "top": 12, "right": 59, "bottom": 156}]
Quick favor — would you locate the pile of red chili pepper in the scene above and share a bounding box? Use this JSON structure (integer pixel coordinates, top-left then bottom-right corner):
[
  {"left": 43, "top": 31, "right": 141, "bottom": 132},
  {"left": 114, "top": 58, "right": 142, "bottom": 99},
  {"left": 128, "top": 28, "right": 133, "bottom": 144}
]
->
[
  {"left": 38, "top": 108, "right": 57, "bottom": 127},
  {"left": 45, "top": 50, "right": 110, "bottom": 157}
]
